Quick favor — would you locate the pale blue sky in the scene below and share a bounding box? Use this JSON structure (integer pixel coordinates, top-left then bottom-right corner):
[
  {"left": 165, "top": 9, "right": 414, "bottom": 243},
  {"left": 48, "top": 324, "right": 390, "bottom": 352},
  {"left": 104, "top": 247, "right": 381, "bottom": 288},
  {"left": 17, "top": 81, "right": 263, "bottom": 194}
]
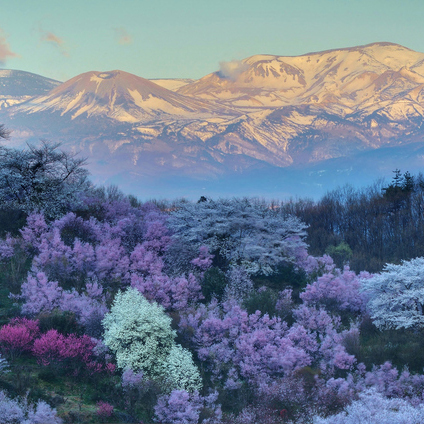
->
[{"left": 1, "top": 0, "right": 424, "bottom": 81}]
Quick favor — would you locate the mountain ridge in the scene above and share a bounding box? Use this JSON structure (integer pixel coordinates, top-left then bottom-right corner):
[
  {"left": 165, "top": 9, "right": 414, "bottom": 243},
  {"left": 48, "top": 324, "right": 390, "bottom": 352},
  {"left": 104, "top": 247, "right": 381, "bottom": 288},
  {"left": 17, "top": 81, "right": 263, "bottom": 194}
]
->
[{"left": 1, "top": 42, "right": 424, "bottom": 198}]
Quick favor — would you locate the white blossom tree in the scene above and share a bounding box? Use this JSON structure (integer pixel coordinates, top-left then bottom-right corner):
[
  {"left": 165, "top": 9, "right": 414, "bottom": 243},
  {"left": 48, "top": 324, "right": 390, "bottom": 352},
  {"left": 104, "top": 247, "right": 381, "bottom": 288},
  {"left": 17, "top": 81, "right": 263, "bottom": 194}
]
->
[
  {"left": 313, "top": 389, "right": 424, "bottom": 424},
  {"left": 167, "top": 198, "right": 308, "bottom": 275},
  {"left": 102, "top": 288, "right": 201, "bottom": 392},
  {"left": 0, "top": 125, "right": 9, "bottom": 140},
  {"left": 361, "top": 257, "right": 424, "bottom": 329},
  {"left": 162, "top": 345, "right": 202, "bottom": 393}
]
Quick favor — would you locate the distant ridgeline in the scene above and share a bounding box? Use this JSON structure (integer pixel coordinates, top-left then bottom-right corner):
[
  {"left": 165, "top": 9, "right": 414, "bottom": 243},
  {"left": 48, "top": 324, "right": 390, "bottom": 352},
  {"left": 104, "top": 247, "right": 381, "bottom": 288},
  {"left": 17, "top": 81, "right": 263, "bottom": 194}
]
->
[{"left": 1, "top": 42, "right": 424, "bottom": 198}]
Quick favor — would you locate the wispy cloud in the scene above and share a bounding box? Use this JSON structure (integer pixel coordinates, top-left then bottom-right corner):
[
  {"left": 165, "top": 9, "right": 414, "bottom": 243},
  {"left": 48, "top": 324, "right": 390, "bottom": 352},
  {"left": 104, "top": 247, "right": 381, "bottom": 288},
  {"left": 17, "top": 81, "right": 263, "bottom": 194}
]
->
[
  {"left": 218, "top": 60, "right": 249, "bottom": 81},
  {"left": 39, "top": 28, "right": 69, "bottom": 57},
  {"left": 0, "top": 28, "right": 18, "bottom": 66},
  {"left": 114, "top": 27, "right": 132, "bottom": 45}
]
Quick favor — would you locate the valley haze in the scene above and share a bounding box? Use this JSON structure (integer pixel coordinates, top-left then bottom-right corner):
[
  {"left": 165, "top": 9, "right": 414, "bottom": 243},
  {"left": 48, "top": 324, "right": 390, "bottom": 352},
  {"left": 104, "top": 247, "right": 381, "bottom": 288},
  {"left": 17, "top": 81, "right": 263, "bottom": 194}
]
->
[{"left": 1, "top": 42, "right": 424, "bottom": 200}]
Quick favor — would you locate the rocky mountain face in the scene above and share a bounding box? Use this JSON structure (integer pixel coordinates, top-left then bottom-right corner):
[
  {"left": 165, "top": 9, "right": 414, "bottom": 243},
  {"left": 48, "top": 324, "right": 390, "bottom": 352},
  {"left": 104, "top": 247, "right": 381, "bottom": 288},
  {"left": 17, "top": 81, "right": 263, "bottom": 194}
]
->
[{"left": 1, "top": 42, "right": 424, "bottom": 199}]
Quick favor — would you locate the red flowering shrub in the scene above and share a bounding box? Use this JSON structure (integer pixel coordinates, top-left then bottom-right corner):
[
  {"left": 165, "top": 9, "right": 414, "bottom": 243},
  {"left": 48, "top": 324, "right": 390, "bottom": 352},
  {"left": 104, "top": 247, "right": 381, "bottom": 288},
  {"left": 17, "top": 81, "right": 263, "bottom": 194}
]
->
[
  {"left": 96, "top": 401, "right": 114, "bottom": 419},
  {"left": 32, "top": 329, "right": 104, "bottom": 375},
  {"left": 0, "top": 318, "right": 40, "bottom": 360}
]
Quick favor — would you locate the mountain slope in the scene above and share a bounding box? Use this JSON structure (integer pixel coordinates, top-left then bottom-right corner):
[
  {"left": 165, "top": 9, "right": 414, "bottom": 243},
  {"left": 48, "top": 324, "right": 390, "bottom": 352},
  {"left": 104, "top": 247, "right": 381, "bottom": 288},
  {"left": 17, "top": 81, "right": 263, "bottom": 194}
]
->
[
  {"left": 2, "top": 43, "right": 424, "bottom": 199},
  {"left": 15, "top": 70, "right": 236, "bottom": 123},
  {"left": 0, "top": 69, "right": 61, "bottom": 109},
  {"left": 178, "top": 42, "right": 424, "bottom": 112}
]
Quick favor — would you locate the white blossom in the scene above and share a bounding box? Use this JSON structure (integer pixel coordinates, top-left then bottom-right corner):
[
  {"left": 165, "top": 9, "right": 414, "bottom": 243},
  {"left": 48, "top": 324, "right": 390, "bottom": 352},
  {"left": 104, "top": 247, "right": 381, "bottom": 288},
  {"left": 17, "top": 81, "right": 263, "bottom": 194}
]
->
[
  {"left": 168, "top": 198, "right": 307, "bottom": 274},
  {"left": 361, "top": 257, "right": 424, "bottom": 330},
  {"left": 102, "top": 288, "right": 202, "bottom": 392},
  {"left": 162, "top": 345, "right": 202, "bottom": 393},
  {"left": 102, "top": 288, "right": 175, "bottom": 374}
]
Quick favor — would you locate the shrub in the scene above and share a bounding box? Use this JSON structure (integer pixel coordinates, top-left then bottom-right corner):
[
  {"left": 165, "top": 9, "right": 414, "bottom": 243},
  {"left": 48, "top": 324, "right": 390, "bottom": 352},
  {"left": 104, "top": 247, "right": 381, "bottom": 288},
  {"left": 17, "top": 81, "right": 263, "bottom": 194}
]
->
[
  {"left": 0, "top": 318, "right": 40, "bottom": 360},
  {"left": 96, "top": 401, "right": 114, "bottom": 419}
]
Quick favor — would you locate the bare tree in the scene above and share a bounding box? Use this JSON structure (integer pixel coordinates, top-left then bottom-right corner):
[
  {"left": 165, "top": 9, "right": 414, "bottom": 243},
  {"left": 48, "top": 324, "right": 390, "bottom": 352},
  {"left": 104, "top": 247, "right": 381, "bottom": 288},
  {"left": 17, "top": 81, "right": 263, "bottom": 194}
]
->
[
  {"left": 0, "top": 140, "right": 90, "bottom": 218},
  {"left": 0, "top": 125, "right": 10, "bottom": 140}
]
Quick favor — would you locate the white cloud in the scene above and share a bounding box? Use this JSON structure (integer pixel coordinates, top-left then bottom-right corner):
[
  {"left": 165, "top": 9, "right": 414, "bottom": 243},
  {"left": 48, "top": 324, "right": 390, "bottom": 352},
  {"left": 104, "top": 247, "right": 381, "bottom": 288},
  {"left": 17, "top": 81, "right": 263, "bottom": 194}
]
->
[{"left": 218, "top": 60, "right": 249, "bottom": 81}]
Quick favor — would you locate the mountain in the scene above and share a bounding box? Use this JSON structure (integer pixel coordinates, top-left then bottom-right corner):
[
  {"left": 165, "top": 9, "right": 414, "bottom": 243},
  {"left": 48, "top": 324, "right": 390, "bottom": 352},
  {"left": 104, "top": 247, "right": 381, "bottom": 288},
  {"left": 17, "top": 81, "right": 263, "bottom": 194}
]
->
[
  {"left": 150, "top": 78, "right": 195, "bottom": 91},
  {"left": 0, "top": 69, "right": 61, "bottom": 109},
  {"left": 178, "top": 42, "right": 424, "bottom": 110},
  {"left": 14, "top": 70, "right": 234, "bottom": 123},
  {"left": 1, "top": 42, "right": 424, "bottom": 199},
  {"left": 175, "top": 42, "right": 424, "bottom": 166}
]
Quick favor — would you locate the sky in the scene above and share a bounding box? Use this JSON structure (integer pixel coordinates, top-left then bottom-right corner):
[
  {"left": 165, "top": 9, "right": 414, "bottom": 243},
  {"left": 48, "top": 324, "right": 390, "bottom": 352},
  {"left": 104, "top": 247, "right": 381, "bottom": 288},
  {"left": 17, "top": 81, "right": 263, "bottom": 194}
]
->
[{"left": 1, "top": 0, "right": 424, "bottom": 82}]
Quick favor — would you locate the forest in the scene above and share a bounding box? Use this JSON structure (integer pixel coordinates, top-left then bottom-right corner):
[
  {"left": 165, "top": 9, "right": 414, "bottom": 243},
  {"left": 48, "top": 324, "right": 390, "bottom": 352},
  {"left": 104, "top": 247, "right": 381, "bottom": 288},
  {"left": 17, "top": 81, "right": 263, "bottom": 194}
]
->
[{"left": 0, "top": 130, "right": 424, "bottom": 423}]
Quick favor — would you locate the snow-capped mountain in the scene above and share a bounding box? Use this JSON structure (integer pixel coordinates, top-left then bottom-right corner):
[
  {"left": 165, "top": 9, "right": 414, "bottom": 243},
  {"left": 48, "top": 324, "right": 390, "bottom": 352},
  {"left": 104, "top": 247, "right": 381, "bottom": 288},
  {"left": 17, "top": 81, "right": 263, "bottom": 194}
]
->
[
  {"left": 0, "top": 69, "right": 61, "bottom": 110},
  {"left": 2, "top": 42, "right": 424, "bottom": 198},
  {"left": 178, "top": 42, "right": 424, "bottom": 112},
  {"left": 151, "top": 78, "right": 195, "bottom": 91},
  {"left": 173, "top": 42, "right": 424, "bottom": 166},
  {"left": 14, "top": 70, "right": 235, "bottom": 123}
]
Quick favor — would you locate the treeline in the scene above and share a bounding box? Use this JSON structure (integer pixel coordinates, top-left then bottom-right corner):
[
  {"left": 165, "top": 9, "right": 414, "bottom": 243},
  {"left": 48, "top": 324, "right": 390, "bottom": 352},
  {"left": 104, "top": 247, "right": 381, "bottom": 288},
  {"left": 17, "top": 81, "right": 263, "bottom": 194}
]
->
[{"left": 281, "top": 170, "right": 424, "bottom": 272}]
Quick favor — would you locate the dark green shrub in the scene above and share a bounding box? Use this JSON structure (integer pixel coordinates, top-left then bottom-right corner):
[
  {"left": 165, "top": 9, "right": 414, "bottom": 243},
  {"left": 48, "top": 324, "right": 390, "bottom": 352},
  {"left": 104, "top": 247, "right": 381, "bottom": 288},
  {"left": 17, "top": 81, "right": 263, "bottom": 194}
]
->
[
  {"left": 243, "top": 289, "right": 279, "bottom": 317},
  {"left": 0, "top": 209, "right": 27, "bottom": 237},
  {"left": 253, "top": 263, "right": 307, "bottom": 303},
  {"left": 201, "top": 267, "right": 227, "bottom": 302},
  {"left": 38, "top": 368, "right": 57, "bottom": 383},
  {"left": 38, "top": 310, "right": 81, "bottom": 336},
  {"left": 0, "top": 244, "right": 33, "bottom": 294},
  {"left": 325, "top": 242, "right": 352, "bottom": 269}
]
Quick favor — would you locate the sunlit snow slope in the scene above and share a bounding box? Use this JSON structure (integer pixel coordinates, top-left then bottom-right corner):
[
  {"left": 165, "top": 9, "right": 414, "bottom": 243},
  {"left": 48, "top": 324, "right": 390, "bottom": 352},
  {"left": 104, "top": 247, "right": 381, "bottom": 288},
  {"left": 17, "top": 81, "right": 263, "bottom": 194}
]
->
[
  {"left": 2, "top": 42, "right": 424, "bottom": 198},
  {"left": 16, "top": 70, "right": 234, "bottom": 123}
]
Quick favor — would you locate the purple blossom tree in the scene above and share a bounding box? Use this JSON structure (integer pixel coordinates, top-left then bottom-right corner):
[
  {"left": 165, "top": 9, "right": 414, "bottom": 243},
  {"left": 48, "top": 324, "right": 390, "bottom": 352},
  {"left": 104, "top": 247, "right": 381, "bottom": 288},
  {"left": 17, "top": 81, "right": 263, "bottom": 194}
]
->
[{"left": 301, "top": 267, "right": 371, "bottom": 314}]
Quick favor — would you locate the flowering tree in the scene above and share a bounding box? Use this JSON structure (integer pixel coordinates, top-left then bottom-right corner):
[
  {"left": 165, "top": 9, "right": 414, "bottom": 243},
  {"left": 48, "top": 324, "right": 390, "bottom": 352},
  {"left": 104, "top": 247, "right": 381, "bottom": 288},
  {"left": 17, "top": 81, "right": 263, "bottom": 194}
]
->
[
  {"left": 102, "top": 288, "right": 201, "bottom": 392},
  {"left": 25, "top": 400, "right": 63, "bottom": 424},
  {"left": 0, "top": 389, "right": 62, "bottom": 424},
  {"left": 102, "top": 288, "right": 175, "bottom": 373},
  {"left": 313, "top": 389, "right": 424, "bottom": 424},
  {"left": 19, "top": 271, "right": 107, "bottom": 336},
  {"left": 301, "top": 267, "right": 371, "bottom": 314},
  {"left": 154, "top": 390, "right": 221, "bottom": 424},
  {"left": 167, "top": 198, "right": 308, "bottom": 274},
  {"left": 154, "top": 390, "right": 203, "bottom": 424},
  {"left": 0, "top": 124, "right": 9, "bottom": 140},
  {"left": 361, "top": 257, "right": 424, "bottom": 329},
  {"left": 161, "top": 345, "right": 202, "bottom": 393},
  {"left": 16, "top": 204, "right": 202, "bottom": 316},
  {"left": 96, "top": 401, "right": 114, "bottom": 420},
  {"left": 0, "top": 318, "right": 40, "bottom": 360},
  {"left": 32, "top": 329, "right": 104, "bottom": 375}
]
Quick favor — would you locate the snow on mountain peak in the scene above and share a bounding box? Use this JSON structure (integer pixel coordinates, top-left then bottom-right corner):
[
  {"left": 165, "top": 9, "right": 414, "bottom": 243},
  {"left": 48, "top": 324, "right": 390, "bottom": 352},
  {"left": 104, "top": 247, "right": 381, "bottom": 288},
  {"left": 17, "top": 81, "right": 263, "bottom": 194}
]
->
[
  {"left": 17, "top": 70, "right": 234, "bottom": 122},
  {"left": 178, "top": 42, "right": 424, "bottom": 109},
  {"left": 3, "top": 41, "right": 424, "bottom": 185}
]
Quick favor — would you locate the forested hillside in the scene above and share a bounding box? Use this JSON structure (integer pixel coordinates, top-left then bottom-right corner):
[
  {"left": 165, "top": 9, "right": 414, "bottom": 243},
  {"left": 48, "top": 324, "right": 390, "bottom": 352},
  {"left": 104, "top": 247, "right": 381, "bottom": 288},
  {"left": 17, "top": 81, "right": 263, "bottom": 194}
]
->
[
  {"left": 0, "top": 137, "right": 424, "bottom": 422},
  {"left": 282, "top": 170, "right": 424, "bottom": 273}
]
